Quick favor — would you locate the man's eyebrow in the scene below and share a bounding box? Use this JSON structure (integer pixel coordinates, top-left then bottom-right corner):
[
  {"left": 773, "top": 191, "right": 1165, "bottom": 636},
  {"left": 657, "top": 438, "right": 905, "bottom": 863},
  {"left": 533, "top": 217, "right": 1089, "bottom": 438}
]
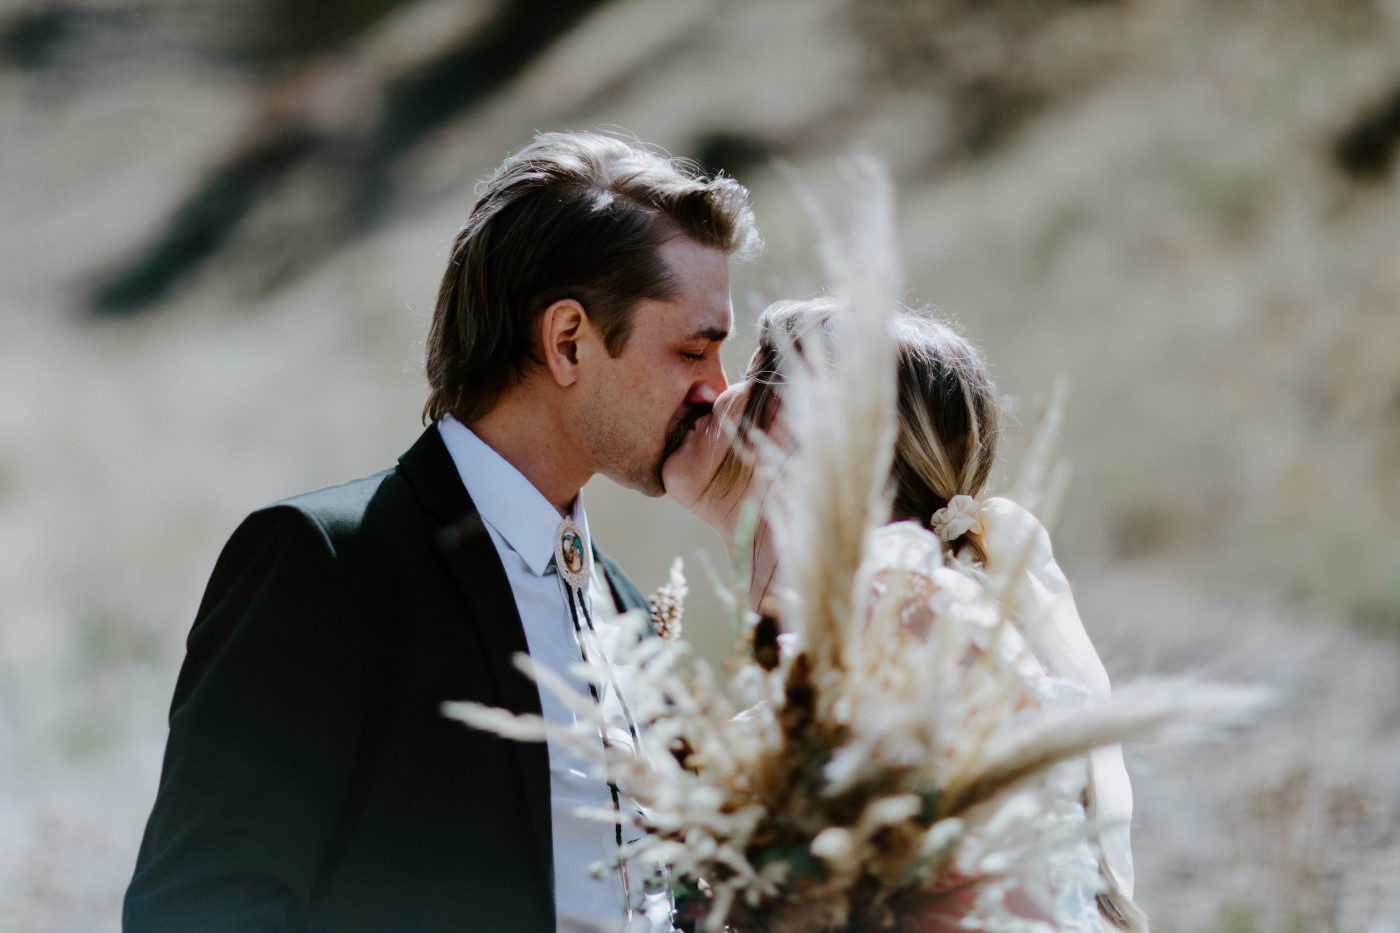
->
[{"left": 691, "top": 326, "right": 733, "bottom": 343}]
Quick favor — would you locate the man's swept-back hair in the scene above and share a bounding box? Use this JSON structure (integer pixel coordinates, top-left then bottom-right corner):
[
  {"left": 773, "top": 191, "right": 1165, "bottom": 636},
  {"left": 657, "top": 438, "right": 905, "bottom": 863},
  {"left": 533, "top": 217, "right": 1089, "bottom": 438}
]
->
[{"left": 423, "top": 131, "right": 761, "bottom": 424}]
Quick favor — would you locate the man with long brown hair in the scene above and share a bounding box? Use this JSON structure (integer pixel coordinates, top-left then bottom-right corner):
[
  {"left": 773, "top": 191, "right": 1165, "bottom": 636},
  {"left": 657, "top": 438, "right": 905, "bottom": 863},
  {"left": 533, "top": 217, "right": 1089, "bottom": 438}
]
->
[{"left": 125, "top": 132, "right": 759, "bottom": 933}]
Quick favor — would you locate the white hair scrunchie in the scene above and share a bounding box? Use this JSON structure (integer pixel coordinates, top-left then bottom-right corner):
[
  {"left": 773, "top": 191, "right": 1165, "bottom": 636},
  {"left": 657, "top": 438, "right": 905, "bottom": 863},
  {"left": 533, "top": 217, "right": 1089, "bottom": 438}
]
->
[{"left": 930, "top": 494, "right": 985, "bottom": 543}]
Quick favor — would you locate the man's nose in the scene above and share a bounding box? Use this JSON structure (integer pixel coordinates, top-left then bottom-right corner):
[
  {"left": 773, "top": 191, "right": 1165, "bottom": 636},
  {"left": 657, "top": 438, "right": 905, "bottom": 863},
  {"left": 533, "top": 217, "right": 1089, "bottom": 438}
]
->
[{"left": 686, "top": 357, "right": 728, "bottom": 406}]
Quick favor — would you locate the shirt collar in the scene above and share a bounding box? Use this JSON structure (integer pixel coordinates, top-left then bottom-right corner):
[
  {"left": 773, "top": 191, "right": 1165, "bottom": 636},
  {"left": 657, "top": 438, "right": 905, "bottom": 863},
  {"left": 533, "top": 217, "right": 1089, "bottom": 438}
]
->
[{"left": 437, "top": 414, "right": 591, "bottom": 577}]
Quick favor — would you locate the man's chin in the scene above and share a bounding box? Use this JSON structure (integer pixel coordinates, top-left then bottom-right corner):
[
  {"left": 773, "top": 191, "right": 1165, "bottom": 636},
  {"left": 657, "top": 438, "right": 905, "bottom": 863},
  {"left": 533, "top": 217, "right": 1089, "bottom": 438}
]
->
[
  {"left": 636, "top": 469, "right": 668, "bottom": 498},
  {"left": 600, "top": 412, "right": 698, "bottom": 499},
  {"left": 598, "top": 462, "right": 667, "bottom": 498}
]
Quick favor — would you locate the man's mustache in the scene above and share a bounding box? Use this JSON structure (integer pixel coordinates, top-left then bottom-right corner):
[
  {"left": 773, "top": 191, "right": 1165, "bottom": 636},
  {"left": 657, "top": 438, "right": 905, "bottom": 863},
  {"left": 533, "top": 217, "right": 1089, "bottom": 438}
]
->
[{"left": 662, "top": 403, "right": 713, "bottom": 459}]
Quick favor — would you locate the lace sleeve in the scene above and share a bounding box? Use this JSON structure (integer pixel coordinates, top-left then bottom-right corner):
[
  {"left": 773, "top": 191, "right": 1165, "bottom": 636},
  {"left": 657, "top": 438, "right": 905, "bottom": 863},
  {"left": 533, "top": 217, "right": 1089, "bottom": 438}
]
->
[
  {"left": 979, "top": 498, "right": 1139, "bottom": 911},
  {"left": 862, "top": 521, "right": 1044, "bottom": 689}
]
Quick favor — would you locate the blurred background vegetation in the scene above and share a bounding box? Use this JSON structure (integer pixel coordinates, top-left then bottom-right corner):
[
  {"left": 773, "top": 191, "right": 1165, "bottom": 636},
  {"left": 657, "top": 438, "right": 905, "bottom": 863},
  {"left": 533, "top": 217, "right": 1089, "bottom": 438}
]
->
[{"left": 2, "top": 0, "right": 1399, "bottom": 929}]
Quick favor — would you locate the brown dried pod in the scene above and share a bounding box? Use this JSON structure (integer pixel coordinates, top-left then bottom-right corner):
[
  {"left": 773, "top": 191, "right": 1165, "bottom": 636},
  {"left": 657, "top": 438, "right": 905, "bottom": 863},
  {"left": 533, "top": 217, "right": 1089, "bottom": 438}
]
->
[
  {"left": 669, "top": 736, "right": 698, "bottom": 772},
  {"left": 781, "top": 653, "right": 816, "bottom": 740},
  {"left": 754, "top": 597, "right": 783, "bottom": 672}
]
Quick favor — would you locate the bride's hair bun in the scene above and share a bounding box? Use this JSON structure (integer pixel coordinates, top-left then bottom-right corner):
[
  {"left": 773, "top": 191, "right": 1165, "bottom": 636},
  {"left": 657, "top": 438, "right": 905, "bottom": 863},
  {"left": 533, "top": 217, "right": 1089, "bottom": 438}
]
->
[{"left": 886, "top": 315, "right": 1000, "bottom": 565}]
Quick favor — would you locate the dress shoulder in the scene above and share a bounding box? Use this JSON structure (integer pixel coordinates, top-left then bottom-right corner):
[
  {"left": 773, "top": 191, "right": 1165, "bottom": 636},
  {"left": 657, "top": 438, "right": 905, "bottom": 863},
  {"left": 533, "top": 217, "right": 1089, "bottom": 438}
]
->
[{"left": 866, "top": 520, "right": 945, "bottom": 575}]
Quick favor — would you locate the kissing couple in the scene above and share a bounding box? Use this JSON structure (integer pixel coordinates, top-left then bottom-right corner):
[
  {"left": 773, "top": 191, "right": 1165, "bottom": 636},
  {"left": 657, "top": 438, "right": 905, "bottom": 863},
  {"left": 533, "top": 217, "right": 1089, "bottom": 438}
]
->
[{"left": 125, "top": 132, "right": 1144, "bottom": 933}]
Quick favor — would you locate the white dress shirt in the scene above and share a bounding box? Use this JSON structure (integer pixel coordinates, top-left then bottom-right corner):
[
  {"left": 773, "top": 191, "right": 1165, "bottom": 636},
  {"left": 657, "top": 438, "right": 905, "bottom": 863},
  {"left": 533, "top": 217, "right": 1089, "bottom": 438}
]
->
[{"left": 438, "top": 416, "right": 664, "bottom": 933}]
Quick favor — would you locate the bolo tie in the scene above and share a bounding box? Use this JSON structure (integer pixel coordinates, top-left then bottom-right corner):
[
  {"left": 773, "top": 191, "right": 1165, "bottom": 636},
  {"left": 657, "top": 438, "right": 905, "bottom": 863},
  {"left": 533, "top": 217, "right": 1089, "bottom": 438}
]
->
[{"left": 553, "top": 516, "right": 643, "bottom": 922}]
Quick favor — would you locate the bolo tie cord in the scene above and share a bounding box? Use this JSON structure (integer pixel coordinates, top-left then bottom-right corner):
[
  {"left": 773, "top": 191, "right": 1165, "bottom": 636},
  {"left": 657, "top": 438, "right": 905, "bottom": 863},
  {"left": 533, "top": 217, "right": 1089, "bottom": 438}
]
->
[{"left": 561, "top": 569, "right": 643, "bottom": 917}]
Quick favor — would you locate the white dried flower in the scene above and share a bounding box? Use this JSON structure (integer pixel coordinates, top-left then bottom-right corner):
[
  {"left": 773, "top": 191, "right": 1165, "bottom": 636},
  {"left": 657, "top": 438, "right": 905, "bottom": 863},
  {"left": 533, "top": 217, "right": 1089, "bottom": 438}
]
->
[{"left": 810, "top": 826, "right": 856, "bottom": 864}]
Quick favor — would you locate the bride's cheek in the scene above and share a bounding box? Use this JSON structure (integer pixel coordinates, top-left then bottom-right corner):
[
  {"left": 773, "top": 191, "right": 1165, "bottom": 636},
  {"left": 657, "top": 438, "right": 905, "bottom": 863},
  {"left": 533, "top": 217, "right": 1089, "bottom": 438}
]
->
[
  {"left": 706, "top": 429, "right": 724, "bottom": 466},
  {"left": 711, "top": 417, "right": 737, "bottom": 465}
]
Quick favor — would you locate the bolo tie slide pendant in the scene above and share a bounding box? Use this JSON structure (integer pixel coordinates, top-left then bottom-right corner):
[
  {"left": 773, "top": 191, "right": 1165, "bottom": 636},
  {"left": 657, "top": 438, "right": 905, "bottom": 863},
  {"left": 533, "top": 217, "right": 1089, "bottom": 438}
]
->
[{"left": 555, "top": 516, "right": 592, "bottom": 595}]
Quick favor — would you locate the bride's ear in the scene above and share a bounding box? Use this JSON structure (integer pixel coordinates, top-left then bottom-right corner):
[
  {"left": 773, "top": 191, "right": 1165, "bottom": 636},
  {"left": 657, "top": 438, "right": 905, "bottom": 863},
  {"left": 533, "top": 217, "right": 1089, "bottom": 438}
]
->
[{"left": 539, "top": 298, "right": 589, "bottom": 387}]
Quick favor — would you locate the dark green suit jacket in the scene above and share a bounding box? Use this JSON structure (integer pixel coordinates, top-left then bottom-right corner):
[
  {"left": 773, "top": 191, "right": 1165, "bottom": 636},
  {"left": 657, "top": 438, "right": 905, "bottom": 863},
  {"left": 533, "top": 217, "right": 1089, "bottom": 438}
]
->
[{"left": 124, "top": 426, "right": 648, "bottom": 932}]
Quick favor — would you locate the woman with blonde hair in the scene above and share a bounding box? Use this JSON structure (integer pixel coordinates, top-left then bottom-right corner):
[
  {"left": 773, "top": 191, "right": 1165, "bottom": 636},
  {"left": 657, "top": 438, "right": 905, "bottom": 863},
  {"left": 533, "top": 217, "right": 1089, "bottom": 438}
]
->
[{"left": 662, "top": 298, "right": 1148, "bottom": 932}]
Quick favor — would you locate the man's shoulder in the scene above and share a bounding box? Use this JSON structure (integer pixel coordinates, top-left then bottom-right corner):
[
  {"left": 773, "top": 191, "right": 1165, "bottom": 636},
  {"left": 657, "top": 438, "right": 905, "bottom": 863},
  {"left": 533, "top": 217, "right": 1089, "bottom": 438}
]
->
[
  {"left": 199, "top": 462, "right": 425, "bottom": 612},
  {"left": 259, "top": 426, "right": 450, "bottom": 534},
  {"left": 227, "top": 461, "right": 424, "bottom": 562},
  {"left": 266, "top": 467, "right": 400, "bottom": 531}
]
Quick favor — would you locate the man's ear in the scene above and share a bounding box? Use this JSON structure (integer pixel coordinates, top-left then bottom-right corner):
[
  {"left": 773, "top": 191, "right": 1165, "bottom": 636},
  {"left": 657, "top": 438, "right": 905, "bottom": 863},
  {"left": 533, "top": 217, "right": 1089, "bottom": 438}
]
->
[{"left": 539, "top": 298, "right": 590, "bottom": 388}]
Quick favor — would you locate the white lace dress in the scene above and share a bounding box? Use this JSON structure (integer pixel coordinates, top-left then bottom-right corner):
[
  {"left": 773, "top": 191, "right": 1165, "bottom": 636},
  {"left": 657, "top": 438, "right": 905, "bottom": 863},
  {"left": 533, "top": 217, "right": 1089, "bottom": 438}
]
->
[{"left": 864, "top": 515, "right": 1118, "bottom": 933}]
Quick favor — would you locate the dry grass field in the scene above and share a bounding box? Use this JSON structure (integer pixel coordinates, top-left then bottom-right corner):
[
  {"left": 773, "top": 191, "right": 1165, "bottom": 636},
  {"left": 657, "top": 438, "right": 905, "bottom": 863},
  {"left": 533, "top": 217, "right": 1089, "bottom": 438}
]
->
[{"left": 2, "top": 0, "right": 1398, "bottom": 929}]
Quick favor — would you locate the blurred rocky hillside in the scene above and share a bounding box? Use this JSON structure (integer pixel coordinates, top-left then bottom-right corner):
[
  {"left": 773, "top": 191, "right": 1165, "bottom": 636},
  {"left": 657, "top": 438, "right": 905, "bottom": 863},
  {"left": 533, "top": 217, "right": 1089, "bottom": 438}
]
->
[{"left": 2, "top": 0, "right": 1399, "bottom": 930}]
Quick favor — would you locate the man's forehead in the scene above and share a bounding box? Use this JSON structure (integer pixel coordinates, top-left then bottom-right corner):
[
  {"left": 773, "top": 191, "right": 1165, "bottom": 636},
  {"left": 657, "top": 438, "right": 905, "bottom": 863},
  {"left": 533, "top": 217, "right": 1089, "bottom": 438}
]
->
[
  {"left": 654, "top": 293, "right": 732, "bottom": 341},
  {"left": 635, "top": 239, "right": 733, "bottom": 340}
]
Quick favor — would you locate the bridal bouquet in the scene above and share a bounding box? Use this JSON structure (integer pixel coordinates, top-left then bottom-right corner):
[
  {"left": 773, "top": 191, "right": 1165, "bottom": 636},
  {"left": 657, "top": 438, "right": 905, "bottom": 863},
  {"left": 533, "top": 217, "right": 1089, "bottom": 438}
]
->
[{"left": 447, "top": 163, "right": 1260, "bottom": 932}]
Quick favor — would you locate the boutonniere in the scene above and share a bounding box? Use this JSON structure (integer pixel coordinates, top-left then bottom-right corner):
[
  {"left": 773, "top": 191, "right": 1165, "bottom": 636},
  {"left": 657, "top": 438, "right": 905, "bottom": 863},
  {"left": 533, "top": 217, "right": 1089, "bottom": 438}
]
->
[{"left": 646, "top": 557, "right": 687, "bottom": 642}]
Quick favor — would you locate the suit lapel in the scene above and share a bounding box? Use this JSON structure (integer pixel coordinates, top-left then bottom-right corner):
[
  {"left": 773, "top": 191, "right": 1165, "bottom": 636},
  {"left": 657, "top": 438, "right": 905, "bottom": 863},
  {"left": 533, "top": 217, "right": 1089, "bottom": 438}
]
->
[
  {"left": 397, "top": 427, "right": 553, "bottom": 895},
  {"left": 594, "top": 547, "right": 648, "bottom": 616}
]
